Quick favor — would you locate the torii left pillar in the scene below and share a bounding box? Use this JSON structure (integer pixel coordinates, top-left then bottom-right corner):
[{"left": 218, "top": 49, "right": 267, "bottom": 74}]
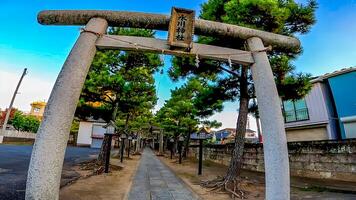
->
[{"left": 25, "top": 18, "right": 108, "bottom": 200}]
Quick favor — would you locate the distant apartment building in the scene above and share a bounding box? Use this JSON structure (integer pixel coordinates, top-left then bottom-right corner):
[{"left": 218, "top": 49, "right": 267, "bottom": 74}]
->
[
  {"left": 211, "top": 127, "right": 258, "bottom": 143},
  {"left": 283, "top": 67, "right": 356, "bottom": 141}
]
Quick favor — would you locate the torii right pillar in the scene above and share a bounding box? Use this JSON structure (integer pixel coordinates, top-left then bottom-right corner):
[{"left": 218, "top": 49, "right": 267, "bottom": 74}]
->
[{"left": 247, "top": 37, "right": 290, "bottom": 200}]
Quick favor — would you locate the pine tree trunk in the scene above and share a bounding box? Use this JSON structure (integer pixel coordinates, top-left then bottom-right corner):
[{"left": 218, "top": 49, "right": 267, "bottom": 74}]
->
[
  {"left": 124, "top": 113, "right": 130, "bottom": 154},
  {"left": 182, "top": 126, "right": 191, "bottom": 159},
  {"left": 135, "top": 133, "right": 141, "bottom": 152},
  {"left": 97, "top": 135, "right": 110, "bottom": 164},
  {"left": 124, "top": 113, "right": 130, "bottom": 129},
  {"left": 224, "top": 67, "right": 249, "bottom": 181},
  {"left": 97, "top": 103, "right": 119, "bottom": 164}
]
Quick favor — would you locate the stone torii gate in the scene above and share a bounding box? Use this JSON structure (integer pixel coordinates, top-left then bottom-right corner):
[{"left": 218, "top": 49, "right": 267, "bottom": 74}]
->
[{"left": 26, "top": 10, "right": 300, "bottom": 200}]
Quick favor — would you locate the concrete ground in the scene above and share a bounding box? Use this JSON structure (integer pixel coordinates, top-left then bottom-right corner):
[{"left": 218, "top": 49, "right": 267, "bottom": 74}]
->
[
  {"left": 128, "top": 148, "right": 199, "bottom": 200},
  {"left": 0, "top": 144, "right": 98, "bottom": 200}
]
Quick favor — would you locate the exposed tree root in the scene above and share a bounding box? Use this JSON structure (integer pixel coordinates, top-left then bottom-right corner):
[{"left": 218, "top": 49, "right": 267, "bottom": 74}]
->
[
  {"left": 79, "top": 159, "right": 123, "bottom": 174},
  {"left": 201, "top": 176, "right": 246, "bottom": 199}
]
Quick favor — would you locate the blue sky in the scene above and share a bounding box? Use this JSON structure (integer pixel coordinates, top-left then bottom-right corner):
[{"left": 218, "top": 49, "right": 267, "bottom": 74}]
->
[{"left": 1, "top": 0, "right": 356, "bottom": 128}]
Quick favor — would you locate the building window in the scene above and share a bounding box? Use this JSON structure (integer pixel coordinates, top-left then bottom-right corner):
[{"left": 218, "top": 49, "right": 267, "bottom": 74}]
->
[
  {"left": 283, "top": 99, "right": 309, "bottom": 122},
  {"left": 34, "top": 107, "right": 40, "bottom": 113}
]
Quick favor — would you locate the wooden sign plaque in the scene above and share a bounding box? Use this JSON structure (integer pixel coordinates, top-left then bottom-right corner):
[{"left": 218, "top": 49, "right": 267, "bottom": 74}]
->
[{"left": 167, "top": 7, "right": 195, "bottom": 51}]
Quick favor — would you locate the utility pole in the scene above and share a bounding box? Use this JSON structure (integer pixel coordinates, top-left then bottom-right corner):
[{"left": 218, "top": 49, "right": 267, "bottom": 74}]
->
[{"left": 1, "top": 68, "right": 27, "bottom": 143}]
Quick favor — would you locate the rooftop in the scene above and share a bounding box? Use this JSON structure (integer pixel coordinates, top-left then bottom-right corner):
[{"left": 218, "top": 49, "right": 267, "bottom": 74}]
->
[
  {"left": 311, "top": 67, "right": 356, "bottom": 83},
  {"left": 30, "top": 101, "right": 47, "bottom": 106},
  {"left": 215, "top": 128, "right": 256, "bottom": 134}
]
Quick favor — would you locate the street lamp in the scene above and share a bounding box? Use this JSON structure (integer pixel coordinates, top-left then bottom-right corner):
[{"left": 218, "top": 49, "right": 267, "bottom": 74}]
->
[
  {"left": 178, "top": 135, "right": 185, "bottom": 164},
  {"left": 151, "top": 126, "right": 161, "bottom": 151},
  {"left": 189, "top": 127, "right": 210, "bottom": 175},
  {"left": 128, "top": 135, "right": 133, "bottom": 158},
  {"left": 196, "top": 131, "right": 208, "bottom": 175},
  {"left": 103, "top": 121, "right": 116, "bottom": 173},
  {"left": 120, "top": 131, "right": 127, "bottom": 163},
  {"left": 169, "top": 138, "right": 175, "bottom": 159}
]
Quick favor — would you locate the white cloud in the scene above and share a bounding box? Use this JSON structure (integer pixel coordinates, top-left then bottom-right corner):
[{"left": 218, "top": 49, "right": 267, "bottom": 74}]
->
[{"left": 0, "top": 69, "right": 54, "bottom": 112}]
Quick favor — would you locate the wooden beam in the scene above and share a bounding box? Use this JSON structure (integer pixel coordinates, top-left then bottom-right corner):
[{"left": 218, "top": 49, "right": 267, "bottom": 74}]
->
[
  {"left": 96, "top": 35, "right": 254, "bottom": 66},
  {"left": 37, "top": 10, "right": 300, "bottom": 50}
]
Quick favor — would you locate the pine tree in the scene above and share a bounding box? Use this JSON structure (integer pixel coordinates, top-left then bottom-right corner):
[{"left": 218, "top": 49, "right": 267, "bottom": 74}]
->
[
  {"left": 156, "top": 77, "right": 223, "bottom": 157},
  {"left": 169, "top": 0, "right": 317, "bottom": 197},
  {"left": 76, "top": 28, "right": 163, "bottom": 164}
]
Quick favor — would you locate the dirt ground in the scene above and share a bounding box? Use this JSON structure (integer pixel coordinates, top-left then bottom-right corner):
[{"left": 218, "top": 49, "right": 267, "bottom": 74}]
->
[
  {"left": 59, "top": 155, "right": 141, "bottom": 200},
  {"left": 58, "top": 150, "right": 356, "bottom": 200},
  {"left": 159, "top": 154, "right": 356, "bottom": 200},
  {"left": 159, "top": 155, "right": 263, "bottom": 200}
]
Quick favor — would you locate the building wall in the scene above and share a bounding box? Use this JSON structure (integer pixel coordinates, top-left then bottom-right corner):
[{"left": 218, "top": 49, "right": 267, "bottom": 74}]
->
[
  {"left": 319, "top": 82, "right": 340, "bottom": 139},
  {"left": 77, "top": 121, "right": 93, "bottom": 146},
  {"left": 286, "top": 126, "right": 328, "bottom": 142},
  {"left": 285, "top": 83, "right": 329, "bottom": 126},
  {"left": 190, "top": 140, "right": 356, "bottom": 182},
  {"left": 341, "top": 116, "right": 356, "bottom": 139},
  {"left": 77, "top": 121, "right": 106, "bottom": 147},
  {"left": 328, "top": 71, "right": 356, "bottom": 139},
  {"left": 284, "top": 82, "right": 336, "bottom": 141},
  {"left": 90, "top": 124, "right": 106, "bottom": 148},
  {"left": 91, "top": 138, "right": 104, "bottom": 148}
]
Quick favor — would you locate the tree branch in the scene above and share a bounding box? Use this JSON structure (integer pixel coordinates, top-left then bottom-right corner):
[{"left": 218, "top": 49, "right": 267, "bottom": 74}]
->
[{"left": 218, "top": 65, "right": 240, "bottom": 77}]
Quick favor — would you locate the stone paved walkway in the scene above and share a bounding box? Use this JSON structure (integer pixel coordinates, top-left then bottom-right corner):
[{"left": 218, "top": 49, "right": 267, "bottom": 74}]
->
[{"left": 128, "top": 148, "right": 199, "bottom": 200}]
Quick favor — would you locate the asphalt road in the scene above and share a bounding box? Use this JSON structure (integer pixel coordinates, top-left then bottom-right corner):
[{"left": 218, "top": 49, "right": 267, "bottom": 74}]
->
[{"left": 0, "top": 144, "right": 98, "bottom": 200}]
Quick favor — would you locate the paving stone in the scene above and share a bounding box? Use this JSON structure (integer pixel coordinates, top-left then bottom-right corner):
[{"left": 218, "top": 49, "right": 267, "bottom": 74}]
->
[{"left": 128, "top": 148, "right": 199, "bottom": 200}]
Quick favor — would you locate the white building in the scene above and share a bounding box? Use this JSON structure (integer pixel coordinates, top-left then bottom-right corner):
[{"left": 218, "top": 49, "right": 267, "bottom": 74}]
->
[{"left": 77, "top": 118, "right": 107, "bottom": 148}]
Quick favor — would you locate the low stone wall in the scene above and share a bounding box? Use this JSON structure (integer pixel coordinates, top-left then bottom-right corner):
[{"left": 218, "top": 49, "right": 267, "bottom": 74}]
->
[
  {"left": 0, "top": 130, "right": 36, "bottom": 143},
  {"left": 189, "top": 139, "right": 356, "bottom": 182},
  {"left": 3, "top": 137, "right": 35, "bottom": 143},
  {"left": 0, "top": 130, "right": 36, "bottom": 139}
]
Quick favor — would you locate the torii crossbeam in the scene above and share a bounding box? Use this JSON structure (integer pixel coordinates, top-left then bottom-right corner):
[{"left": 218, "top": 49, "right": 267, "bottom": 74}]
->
[{"left": 26, "top": 10, "right": 298, "bottom": 200}]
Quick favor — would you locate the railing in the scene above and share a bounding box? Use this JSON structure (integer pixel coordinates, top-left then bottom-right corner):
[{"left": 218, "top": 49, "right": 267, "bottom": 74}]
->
[{"left": 284, "top": 108, "right": 309, "bottom": 122}]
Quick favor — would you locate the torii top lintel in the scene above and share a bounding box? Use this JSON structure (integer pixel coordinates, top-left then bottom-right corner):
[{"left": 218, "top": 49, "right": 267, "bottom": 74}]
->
[{"left": 38, "top": 10, "right": 300, "bottom": 50}]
